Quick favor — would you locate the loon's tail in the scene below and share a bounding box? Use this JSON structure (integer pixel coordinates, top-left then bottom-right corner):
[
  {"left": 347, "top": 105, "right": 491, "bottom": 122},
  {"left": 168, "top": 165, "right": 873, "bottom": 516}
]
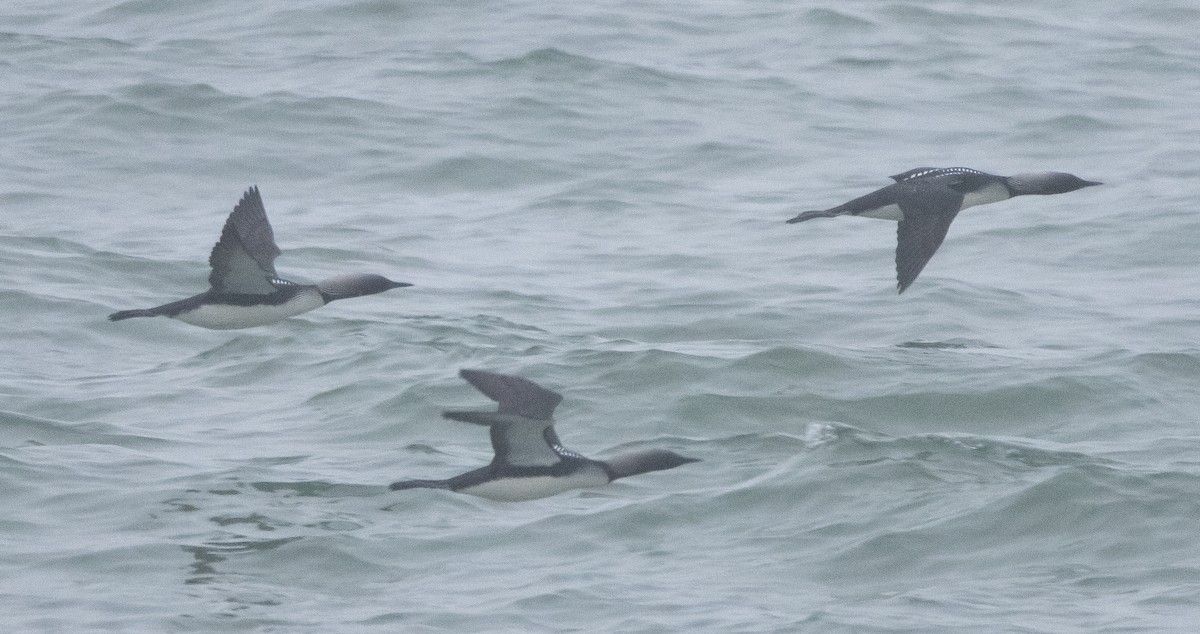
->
[{"left": 108, "top": 309, "right": 158, "bottom": 321}]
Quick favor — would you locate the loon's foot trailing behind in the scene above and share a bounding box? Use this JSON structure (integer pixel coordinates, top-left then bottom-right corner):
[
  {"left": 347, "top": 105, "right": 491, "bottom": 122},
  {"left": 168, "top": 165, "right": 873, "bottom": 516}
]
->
[
  {"left": 785, "top": 209, "right": 839, "bottom": 223},
  {"left": 389, "top": 479, "right": 453, "bottom": 492},
  {"left": 107, "top": 308, "right": 160, "bottom": 321}
]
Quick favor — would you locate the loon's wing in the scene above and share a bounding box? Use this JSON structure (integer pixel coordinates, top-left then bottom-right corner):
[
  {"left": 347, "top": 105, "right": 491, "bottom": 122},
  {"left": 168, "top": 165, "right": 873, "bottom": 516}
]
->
[
  {"left": 894, "top": 179, "right": 965, "bottom": 293},
  {"left": 442, "top": 370, "right": 569, "bottom": 467},
  {"left": 207, "top": 186, "right": 282, "bottom": 294},
  {"left": 456, "top": 369, "right": 562, "bottom": 420}
]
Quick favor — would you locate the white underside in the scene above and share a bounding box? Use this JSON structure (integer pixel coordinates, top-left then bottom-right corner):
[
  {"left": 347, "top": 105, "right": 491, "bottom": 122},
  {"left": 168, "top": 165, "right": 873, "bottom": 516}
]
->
[
  {"left": 856, "top": 183, "right": 1012, "bottom": 222},
  {"left": 858, "top": 203, "right": 904, "bottom": 221},
  {"left": 173, "top": 292, "right": 325, "bottom": 330},
  {"left": 960, "top": 182, "right": 1011, "bottom": 209},
  {"left": 460, "top": 469, "right": 611, "bottom": 502}
]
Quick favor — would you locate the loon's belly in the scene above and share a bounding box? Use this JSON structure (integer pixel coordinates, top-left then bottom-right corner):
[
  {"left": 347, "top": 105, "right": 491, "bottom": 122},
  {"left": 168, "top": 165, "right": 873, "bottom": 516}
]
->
[
  {"left": 458, "top": 468, "right": 610, "bottom": 502},
  {"left": 854, "top": 182, "right": 1011, "bottom": 221},
  {"left": 855, "top": 203, "right": 903, "bottom": 221},
  {"left": 173, "top": 291, "right": 325, "bottom": 330},
  {"left": 960, "top": 182, "right": 1011, "bottom": 209}
]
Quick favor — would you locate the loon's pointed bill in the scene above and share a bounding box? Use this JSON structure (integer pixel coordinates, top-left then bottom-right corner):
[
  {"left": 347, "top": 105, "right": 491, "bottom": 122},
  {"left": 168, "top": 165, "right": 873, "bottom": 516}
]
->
[
  {"left": 786, "top": 167, "right": 1101, "bottom": 293},
  {"left": 390, "top": 369, "right": 698, "bottom": 502},
  {"left": 108, "top": 186, "right": 411, "bottom": 329}
]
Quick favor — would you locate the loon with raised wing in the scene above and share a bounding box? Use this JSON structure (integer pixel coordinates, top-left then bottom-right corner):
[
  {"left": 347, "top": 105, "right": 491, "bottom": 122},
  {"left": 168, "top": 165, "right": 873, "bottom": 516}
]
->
[
  {"left": 108, "top": 186, "right": 410, "bottom": 329},
  {"left": 390, "top": 369, "right": 698, "bottom": 501},
  {"left": 786, "top": 167, "right": 1101, "bottom": 292}
]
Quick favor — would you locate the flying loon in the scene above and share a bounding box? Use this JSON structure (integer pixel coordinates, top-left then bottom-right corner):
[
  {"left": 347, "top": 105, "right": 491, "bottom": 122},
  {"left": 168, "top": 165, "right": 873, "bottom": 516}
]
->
[
  {"left": 108, "top": 186, "right": 411, "bottom": 329},
  {"left": 785, "top": 167, "right": 1101, "bottom": 293},
  {"left": 390, "top": 369, "right": 699, "bottom": 501}
]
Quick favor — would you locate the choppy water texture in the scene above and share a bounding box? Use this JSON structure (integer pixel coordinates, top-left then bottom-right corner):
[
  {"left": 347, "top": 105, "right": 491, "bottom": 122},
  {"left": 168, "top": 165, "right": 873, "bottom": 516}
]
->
[{"left": 3, "top": 1, "right": 1200, "bottom": 631}]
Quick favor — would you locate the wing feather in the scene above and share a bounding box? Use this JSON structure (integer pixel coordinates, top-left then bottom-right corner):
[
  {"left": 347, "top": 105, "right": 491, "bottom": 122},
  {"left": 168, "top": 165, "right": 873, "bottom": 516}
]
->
[
  {"left": 207, "top": 186, "right": 282, "bottom": 294},
  {"left": 894, "top": 182, "right": 964, "bottom": 293}
]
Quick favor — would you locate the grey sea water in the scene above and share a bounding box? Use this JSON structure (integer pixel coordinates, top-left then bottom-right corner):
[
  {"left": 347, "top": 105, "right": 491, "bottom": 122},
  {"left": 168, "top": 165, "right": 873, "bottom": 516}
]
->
[{"left": 3, "top": 0, "right": 1200, "bottom": 631}]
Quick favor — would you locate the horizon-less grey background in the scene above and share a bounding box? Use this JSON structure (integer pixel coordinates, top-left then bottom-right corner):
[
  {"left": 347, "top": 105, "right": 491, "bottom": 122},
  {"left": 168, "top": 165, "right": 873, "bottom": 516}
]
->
[{"left": 4, "top": 1, "right": 1200, "bottom": 631}]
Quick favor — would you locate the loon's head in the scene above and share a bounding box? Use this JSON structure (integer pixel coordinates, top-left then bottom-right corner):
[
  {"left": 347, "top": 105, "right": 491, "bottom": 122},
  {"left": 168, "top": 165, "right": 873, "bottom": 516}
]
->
[
  {"left": 603, "top": 449, "right": 699, "bottom": 480},
  {"left": 1007, "top": 172, "right": 1102, "bottom": 196},
  {"left": 317, "top": 273, "right": 412, "bottom": 302}
]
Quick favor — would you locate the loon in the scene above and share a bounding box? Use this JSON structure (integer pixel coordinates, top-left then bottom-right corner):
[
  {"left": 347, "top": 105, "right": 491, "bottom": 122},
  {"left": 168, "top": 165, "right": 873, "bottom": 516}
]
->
[
  {"left": 108, "top": 186, "right": 411, "bottom": 329},
  {"left": 785, "top": 167, "right": 1101, "bottom": 293},
  {"left": 390, "top": 369, "right": 699, "bottom": 501}
]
